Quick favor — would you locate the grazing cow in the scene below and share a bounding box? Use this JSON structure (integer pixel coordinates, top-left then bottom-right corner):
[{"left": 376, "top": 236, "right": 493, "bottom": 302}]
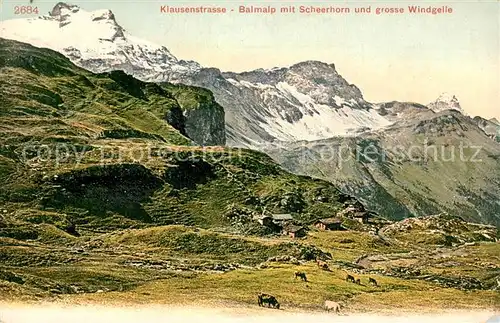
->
[
  {"left": 324, "top": 300, "right": 341, "bottom": 313},
  {"left": 369, "top": 277, "right": 378, "bottom": 287},
  {"left": 294, "top": 271, "right": 307, "bottom": 282},
  {"left": 258, "top": 293, "right": 280, "bottom": 309},
  {"left": 316, "top": 259, "right": 329, "bottom": 270},
  {"left": 258, "top": 293, "right": 263, "bottom": 307},
  {"left": 345, "top": 274, "right": 355, "bottom": 283},
  {"left": 355, "top": 278, "right": 361, "bottom": 285}
]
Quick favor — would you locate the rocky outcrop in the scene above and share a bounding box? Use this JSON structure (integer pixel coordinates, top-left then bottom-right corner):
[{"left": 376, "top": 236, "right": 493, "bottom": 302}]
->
[
  {"left": 183, "top": 105, "right": 225, "bottom": 146},
  {"left": 97, "top": 70, "right": 226, "bottom": 146},
  {"left": 382, "top": 214, "right": 498, "bottom": 243},
  {"left": 162, "top": 83, "right": 226, "bottom": 146},
  {"left": 473, "top": 116, "right": 500, "bottom": 141}
]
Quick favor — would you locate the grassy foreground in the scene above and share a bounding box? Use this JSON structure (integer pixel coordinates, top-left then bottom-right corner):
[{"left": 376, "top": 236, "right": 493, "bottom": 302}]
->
[
  {"left": 63, "top": 262, "right": 499, "bottom": 312},
  {"left": 1, "top": 225, "right": 498, "bottom": 312}
]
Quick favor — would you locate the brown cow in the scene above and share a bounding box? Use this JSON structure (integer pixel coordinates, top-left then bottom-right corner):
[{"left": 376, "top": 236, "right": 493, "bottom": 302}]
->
[
  {"left": 294, "top": 271, "right": 307, "bottom": 282},
  {"left": 346, "top": 274, "right": 355, "bottom": 283},
  {"left": 258, "top": 293, "right": 280, "bottom": 309},
  {"left": 369, "top": 277, "right": 378, "bottom": 287}
]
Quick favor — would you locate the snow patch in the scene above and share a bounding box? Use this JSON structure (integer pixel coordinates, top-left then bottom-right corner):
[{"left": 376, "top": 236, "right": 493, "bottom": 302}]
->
[
  {"left": 255, "top": 82, "right": 391, "bottom": 141},
  {"left": 0, "top": 6, "right": 200, "bottom": 75}
]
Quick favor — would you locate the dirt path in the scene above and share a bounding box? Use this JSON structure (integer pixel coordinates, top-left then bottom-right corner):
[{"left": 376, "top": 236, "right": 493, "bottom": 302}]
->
[{"left": 0, "top": 303, "right": 497, "bottom": 323}]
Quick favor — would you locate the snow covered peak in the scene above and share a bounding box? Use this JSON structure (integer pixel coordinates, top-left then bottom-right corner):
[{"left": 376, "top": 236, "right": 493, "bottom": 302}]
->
[
  {"left": 49, "top": 3, "right": 118, "bottom": 26},
  {"left": 427, "top": 92, "right": 464, "bottom": 114},
  {"left": 0, "top": 3, "right": 391, "bottom": 146},
  {"left": 0, "top": 3, "right": 201, "bottom": 79},
  {"left": 436, "top": 92, "right": 458, "bottom": 103},
  {"left": 214, "top": 61, "right": 391, "bottom": 145},
  {"left": 289, "top": 60, "right": 337, "bottom": 72}
]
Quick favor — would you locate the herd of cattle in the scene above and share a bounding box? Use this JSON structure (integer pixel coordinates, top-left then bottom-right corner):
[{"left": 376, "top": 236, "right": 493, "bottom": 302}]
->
[{"left": 257, "top": 262, "right": 380, "bottom": 314}]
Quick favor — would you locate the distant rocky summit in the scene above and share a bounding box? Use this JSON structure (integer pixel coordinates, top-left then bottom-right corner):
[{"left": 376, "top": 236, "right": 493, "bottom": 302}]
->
[{"left": 427, "top": 93, "right": 464, "bottom": 114}]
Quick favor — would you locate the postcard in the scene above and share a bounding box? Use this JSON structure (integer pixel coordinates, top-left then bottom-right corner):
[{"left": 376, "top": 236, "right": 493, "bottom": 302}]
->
[{"left": 0, "top": 0, "right": 498, "bottom": 322}]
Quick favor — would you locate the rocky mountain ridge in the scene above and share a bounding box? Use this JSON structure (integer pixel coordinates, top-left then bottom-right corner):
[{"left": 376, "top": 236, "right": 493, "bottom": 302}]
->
[
  {"left": 269, "top": 110, "right": 500, "bottom": 226},
  {"left": 427, "top": 93, "right": 465, "bottom": 114},
  {"left": 1, "top": 3, "right": 499, "bottom": 227},
  {"left": 0, "top": 3, "right": 393, "bottom": 147}
]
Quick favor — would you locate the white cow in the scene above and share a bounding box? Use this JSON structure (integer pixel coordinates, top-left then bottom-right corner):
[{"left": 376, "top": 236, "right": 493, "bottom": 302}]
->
[{"left": 324, "top": 300, "right": 341, "bottom": 313}]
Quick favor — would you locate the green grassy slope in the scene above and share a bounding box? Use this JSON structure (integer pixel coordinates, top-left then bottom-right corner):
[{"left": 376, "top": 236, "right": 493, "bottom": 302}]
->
[{"left": 0, "top": 38, "right": 353, "bottom": 235}]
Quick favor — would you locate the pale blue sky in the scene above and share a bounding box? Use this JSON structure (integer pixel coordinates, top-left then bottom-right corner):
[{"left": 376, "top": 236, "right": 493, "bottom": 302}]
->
[{"left": 1, "top": 0, "right": 499, "bottom": 119}]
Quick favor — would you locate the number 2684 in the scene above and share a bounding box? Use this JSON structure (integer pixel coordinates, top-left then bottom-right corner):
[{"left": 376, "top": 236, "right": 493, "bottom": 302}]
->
[{"left": 14, "top": 6, "right": 39, "bottom": 15}]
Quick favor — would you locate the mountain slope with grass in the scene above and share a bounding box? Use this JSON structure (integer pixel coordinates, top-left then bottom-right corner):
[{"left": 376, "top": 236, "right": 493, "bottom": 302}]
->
[
  {"left": 0, "top": 38, "right": 387, "bottom": 304},
  {"left": 3, "top": 4, "right": 499, "bottom": 229},
  {"left": 0, "top": 37, "right": 355, "bottom": 235},
  {"left": 268, "top": 110, "right": 500, "bottom": 226},
  {"left": 0, "top": 38, "right": 225, "bottom": 147}
]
